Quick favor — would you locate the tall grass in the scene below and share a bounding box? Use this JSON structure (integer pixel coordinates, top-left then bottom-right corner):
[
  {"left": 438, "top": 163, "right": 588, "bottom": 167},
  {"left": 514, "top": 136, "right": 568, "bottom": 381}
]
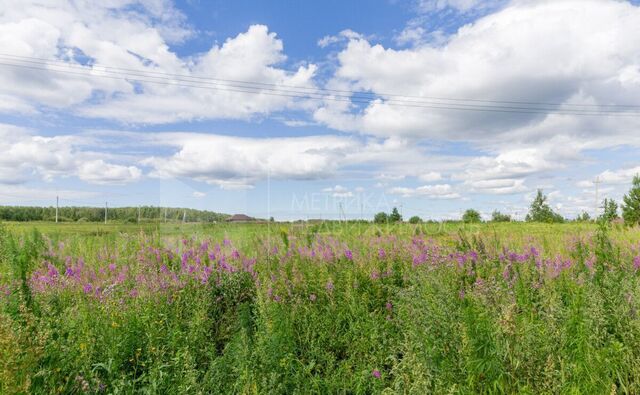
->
[{"left": 1, "top": 221, "right": 640, "bottom": 393}]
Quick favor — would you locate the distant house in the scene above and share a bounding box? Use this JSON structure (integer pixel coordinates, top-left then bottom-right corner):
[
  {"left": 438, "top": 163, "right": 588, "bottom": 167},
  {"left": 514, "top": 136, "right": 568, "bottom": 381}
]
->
[{"left": 226, "top": 214, "right": 256, "bottom": 222}]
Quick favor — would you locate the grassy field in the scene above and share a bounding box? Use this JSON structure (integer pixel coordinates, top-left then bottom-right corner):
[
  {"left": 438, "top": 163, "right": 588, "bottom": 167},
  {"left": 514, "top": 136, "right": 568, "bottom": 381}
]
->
[{"left": 2, "top": 220, "right": 640, "bottom": 393}]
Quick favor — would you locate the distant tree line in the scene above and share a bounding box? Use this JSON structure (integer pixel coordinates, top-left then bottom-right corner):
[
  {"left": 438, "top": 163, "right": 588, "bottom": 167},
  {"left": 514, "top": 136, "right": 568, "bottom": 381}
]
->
[
  {"left": 0, "top": 206, "right": 229, "bottom": 223},
  {"left": 380, "top": 175, "right": 640, "bottom": 226}
]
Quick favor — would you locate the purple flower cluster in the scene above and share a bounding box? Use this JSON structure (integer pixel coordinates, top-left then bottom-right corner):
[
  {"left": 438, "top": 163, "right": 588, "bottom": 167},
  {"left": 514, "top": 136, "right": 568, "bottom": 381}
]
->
[
  {"left": 18, "top": 233, "right": 640, "bottom": 306},
  {"left": 29, "top": 238, "right": 257, "bottom": 300}
]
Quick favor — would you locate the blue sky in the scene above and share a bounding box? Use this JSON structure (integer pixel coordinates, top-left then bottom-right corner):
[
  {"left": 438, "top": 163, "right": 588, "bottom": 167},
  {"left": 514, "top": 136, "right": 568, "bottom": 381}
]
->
[{"left": 1, "top": 0, "right": 640, "bottom": 220}]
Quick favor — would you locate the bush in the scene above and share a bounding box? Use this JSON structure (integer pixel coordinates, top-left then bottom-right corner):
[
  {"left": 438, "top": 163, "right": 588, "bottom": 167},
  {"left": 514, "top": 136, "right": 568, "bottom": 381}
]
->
[
  {"left": 374, "top": 212, "right": 388, "bottom": 224},
  {"left": 389, "top": 207, "right": 402, "bottom": 223},
  {"left": 408, "top": 216, "right": 422, "bottom": 224},
  {"left": 462, "top": 209, "right": 481, "bottom": 223},
  {"left": 622, "top": 175, "right": 640, "bottom": 225},
  {"left": 576, "top": 211, "right": 591, "bottom": 222},
  {"left": 599, "top": 198, "right": 619, "bottom": 223},
  {"left": 525, "top": 189, "right": 564, "bottom": 223},
  {"left": 491, "top": 210, "right": 511, "bottom": 222}
]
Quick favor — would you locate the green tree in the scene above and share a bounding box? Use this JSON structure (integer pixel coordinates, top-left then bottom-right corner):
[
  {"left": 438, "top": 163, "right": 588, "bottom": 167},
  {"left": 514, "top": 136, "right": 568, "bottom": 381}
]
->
[
  {"left": 576, "top": 211, "right": 591, "bottom": 222},
  {"left": 622, "top": 175, "right": 640, "bottom": 225},
  {"left": 525, "top": 189, "right": 564, "bottom": 223},
  {"left": 599, "top": 198, "right": 619, "bottom": 223},
  {"left": 491, "top": 210, "right": 511, "bottom": 222},
  {"left": 373, "top": 212, "right": 389, "bottom": 224},
  {"left": 389, "top": 207, "right": 402, "bottom": 223},
  {"left": 462, "top": 209, "right": 481, "bottom": 223},
  {"left": 408, "top": 215, "right": 422, "bottom": 224}
]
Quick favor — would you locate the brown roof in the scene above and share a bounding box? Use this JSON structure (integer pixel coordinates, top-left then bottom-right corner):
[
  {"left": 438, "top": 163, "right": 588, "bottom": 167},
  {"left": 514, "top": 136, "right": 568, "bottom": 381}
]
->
[{"left": 227, "top": 214, "right": 255, "bottom": 222}]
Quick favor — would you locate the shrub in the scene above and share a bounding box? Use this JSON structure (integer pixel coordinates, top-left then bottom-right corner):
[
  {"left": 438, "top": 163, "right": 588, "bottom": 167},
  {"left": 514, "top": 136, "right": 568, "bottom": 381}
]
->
[
  {"left": 374, "top": 212, "right": 389, "bottom": 224},
  {"left": 525, "top": 189, "right": 564, "bottom": 223},
  {"left": 408, "top": 216, "right": 422, "bottom": 224},
  {"left": 389, "top": 207, "right": 402, "bottom": 223},
  {"left": 576, "top": 211, "right": 591, "bottom": 222},
  {"left": 491, "top": 210, "right": 511, "bottom": 222},
  {"left": 600, "top": 198, "right": 619, "bottom": 223},
  {"left": 462, "top": 209, "right": 481, "bottom": 223},
  {"left": 622, "top": 175, "right": 640, "bottom": 225}
]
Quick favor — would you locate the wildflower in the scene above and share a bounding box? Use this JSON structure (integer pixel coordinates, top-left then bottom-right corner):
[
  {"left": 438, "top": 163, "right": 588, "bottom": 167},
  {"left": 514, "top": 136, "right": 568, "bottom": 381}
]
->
[
  {"left": 530, "top": 246, "right": 540, "bottom": 257},
  {"left": 83, "top": 283, "right": 93, "bottom": 294},
  {"left": 326, "top": 280, "right": 334, "bottom": 292},
  {"left": 372, "top": 369, "right": 381, "bottom": 379},
  {"left": 634, "top": 256, "right": 640, "bottom": 271},
  {"left": 344, "top": 249, "right": 353, "bottom": 260},
  {"left": 47, "top": 263, "right": 59, "bottom": 278},
  {"left": 309, "top": 293, "right": 317, "bottom": 302},
  {"left": 385, "top": 302, "right": 393, "bottom": 311},
  {"left": 502, "top": 265, "right": 511, "bottom": 282},
  {"left": 378, "top": 248, "right": 386, "bottom": 259}
]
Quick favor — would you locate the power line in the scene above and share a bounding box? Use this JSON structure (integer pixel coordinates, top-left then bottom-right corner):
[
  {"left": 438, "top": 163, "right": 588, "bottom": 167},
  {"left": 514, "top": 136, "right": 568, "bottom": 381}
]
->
[
  {"left": 0, "top": 54, "right": 638, "bottom": 116},
  {"left": 2, "top": 52, "right": 638, "bottom": 109}
]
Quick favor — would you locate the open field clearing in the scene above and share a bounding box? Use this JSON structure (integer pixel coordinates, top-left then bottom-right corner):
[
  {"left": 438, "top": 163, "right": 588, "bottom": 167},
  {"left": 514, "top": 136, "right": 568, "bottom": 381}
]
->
[{"left": 2, "top": 221, "right": 640, "bottom": 393}]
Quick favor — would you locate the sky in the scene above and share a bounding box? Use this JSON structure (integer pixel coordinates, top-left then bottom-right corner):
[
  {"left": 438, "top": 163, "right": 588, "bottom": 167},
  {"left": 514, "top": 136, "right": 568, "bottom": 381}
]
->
[{"left": 1, "top": 0, "right": 640, "bottom": 220}]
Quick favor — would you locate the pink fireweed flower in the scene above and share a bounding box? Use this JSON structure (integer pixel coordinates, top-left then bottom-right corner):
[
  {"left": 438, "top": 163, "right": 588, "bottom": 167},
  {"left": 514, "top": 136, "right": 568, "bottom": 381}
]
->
[
  {"left": 378, "top": 248, "right": 386, "bottom": 259},
  {"left": 372, "top": 369, "right": 381, "bottom": 379},
  {"left": 344, "top": 249, "right": 353, "bottom": 260},
  {"left": 46, "top": 263, "right": 59, "bottom": 278},
  {"left": 385, "top": 302, "right": 393, "bottom": 311},
  {"left": 326, "top": 280, "right": 334, "bottom": 292},
  {"left": 634, "top": 256, "right": 640, "bottom": 271},
  {"left": 530, "top": 246, "right": 540, "bottom": 257},
  {"left": 502, "top": 265, "right": 511, "bottom": 282},
  {"left": 83, "top": 283, "right": 93, "bottom": 294}
]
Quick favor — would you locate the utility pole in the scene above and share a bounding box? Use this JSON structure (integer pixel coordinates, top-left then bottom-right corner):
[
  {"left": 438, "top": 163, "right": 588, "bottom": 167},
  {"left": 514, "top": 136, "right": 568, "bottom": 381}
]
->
[
  {"left": 594, "top": 176, "right": 601, "bottom": 218},
  {"left": 137, "top": 206, "right": 141, "bottom": 223},
  {"left": 339, "top": 202, "right": 346, "bottom": 222},
  {"left": 164, "top": 207, "right": 167, "bottom": 223},
  {"left": 104, "top": 202, "right": 108, "bottom": 224},
  {"left": 182, "top": 210, "right": 186, "bottom": 224},
  {"left": 55, "top": 195, "right": 59, "bottom": 223}
]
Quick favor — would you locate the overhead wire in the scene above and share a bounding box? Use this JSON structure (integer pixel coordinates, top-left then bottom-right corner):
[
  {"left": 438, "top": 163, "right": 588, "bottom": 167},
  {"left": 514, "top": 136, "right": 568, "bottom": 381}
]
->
[
  {"left": 1, "top": 52, "right": 637, "bottom": 109},
  {"left": 0, "top": 53, "right": 638, "bottom": 116}
]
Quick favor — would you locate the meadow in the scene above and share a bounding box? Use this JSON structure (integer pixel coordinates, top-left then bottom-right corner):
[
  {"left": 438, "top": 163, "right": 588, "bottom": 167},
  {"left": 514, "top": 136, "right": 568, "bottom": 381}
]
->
[{"left": 2, "top": 220, "right": 640, "bottom": 394}]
